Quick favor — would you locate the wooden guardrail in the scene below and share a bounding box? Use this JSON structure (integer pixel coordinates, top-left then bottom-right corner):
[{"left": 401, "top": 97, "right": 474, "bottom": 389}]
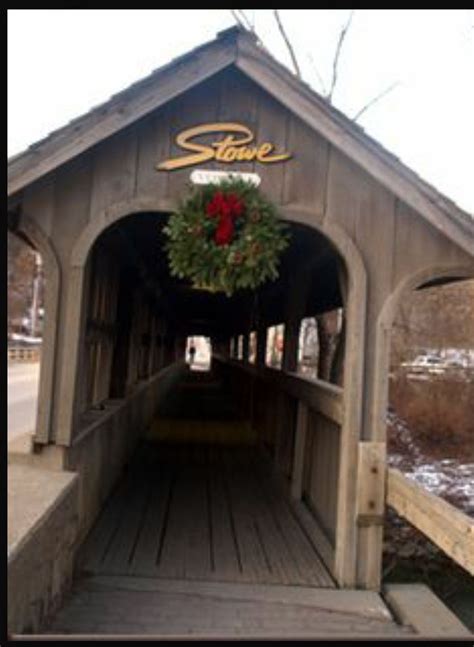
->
[
  {"left": 8, "top": 346, "right": 41, "bottom": 362},
  {"left": 213, "top": 354, "right": 342, "bottom": 570},
  {"left": 387, "top": 467, "right": 474, "bottom": 575},
  {"left": 214, "top": 355, "right": 343, "bottom": 424}
]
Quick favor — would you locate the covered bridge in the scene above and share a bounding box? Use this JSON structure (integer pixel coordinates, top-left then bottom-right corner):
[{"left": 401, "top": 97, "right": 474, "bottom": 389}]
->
[{"left": 7, "top": 26, "right": 474, "bottom": 638}]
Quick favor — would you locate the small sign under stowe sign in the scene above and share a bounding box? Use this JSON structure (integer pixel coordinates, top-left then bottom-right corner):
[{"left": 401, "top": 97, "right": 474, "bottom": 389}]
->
[{"left": 190, "top": 169, "right": 261, "bottom": 186}]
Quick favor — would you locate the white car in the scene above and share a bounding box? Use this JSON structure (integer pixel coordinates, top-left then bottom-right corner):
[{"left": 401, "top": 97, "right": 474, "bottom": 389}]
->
[{"left": 402, "top": 355, "right": 446, "bottom": 374}]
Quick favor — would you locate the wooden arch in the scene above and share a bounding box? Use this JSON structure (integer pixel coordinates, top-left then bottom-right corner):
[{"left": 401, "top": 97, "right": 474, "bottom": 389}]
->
[
  {"left": 371, "top": 262, "right": 474, "bottom": 450},
  {"left": 64, "top": 197, "right": 368, "bottom": 586},
  {"left": 9, "top": 213, "right": 61, "bottom": 444}
]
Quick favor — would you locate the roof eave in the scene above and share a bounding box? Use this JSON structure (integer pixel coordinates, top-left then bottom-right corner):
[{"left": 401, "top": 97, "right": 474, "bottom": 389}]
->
[
  {"left": 234, "top": 32, "right": 473, "bottom": 256},
  {"left": 8, "top": 26, "right": 473, "bottom": 257},
  {"left": 7, "top": 33, "right": 238, "bottom": 197}
]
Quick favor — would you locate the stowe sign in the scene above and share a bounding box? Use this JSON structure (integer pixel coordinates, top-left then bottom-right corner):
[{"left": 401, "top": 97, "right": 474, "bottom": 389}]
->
[{"left": 156, "top": 122, "right": 292, "bottom": 171}]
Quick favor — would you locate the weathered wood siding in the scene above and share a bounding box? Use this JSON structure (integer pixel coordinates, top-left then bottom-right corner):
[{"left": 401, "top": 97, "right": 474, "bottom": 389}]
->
[
  {"left": 216, "top": 358, "right": 342, "bottom": 553},
  {"left": 18, "top": 67, "right": 471, "bottom": 297},
  {"left": 11, "top": 63, "right": 473, "bottom": 592},
  {"left": 66, "top": 362, "right": 188, "bottom": 544},
  {"left": 302, "top": 412, "right": 340, "bottom": 544},
  {"left": 80, "top": 245, "right": 120, "bottom": 411}
]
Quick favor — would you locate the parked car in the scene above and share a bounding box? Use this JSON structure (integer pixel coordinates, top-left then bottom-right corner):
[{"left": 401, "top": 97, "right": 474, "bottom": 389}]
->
[
  {"left": 445, "top": 358, "right": 466, "bottom": 368},
  {"left": 401, "top": 355, "right": 446, "bottom": 374}
]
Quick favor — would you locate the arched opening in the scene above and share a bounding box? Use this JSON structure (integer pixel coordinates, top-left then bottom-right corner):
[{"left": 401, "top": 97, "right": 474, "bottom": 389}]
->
[
  {"left": 185, "top": 336, "right": 211, "bottom": 371},
  {"left": 7, "top": 229, "right": 44, "bottom": 444},
  {"left": 382, "top": 273, "right": 474, "bottom": 626},
  {"left": 72, "top": 210, "right": 358, "bottom": 588},
  {"left": 75, "top": 212, "right": 348, "bottom": 418}
]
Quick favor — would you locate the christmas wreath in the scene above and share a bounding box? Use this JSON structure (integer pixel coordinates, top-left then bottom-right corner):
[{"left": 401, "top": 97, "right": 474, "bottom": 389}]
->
[{"left": 163, "top": 178, "right": 290, "bottom": 296}]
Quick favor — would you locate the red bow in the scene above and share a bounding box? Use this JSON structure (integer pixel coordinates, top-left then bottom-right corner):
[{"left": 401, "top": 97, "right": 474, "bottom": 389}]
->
[{"left": 206, "top": 192, "right": 244, "bottom": 246}]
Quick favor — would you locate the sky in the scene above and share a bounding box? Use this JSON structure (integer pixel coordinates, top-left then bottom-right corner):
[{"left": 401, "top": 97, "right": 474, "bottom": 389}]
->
[{"left": 7, "top": 9, "right": 474, "bottom": 214}]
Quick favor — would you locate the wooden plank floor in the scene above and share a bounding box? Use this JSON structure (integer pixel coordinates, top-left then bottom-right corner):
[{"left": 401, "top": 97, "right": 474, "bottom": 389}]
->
[
  {"left": 78, "top": 440, "right": 335, "bottom": 588},
  {"left": 46, "top": 374, "right": 414, "bottom": 638}
]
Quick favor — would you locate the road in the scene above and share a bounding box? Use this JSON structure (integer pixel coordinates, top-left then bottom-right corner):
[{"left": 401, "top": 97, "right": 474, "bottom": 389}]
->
[{"left": 8, "top": 362, "right": 40, "bottom": 442}]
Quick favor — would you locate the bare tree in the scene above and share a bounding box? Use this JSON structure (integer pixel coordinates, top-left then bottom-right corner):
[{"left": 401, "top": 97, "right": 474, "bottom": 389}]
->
[
  {"left": 231, "top": 10, "right": 268, "bottom": 51},
  {"left": 230, "top": 10, "right": 399, "bottom": 123},
  {"left": 8, "top": 232, "right": 43, "bottom": 337},
  {"left": 231, "top": 10, "right": 253, "bottom": 33},
  {"left": 306, "top": 52, "right": 328, "bottom": 96},
  {"left": 353, "top": 81, "right": 400, "bottom": 122},
  {"left": 273, "top": 10, "right": 302, "bottom": 79},
  {"left": 229, "top": 10, "right": 400, "bottom": 382},
  {"left": 327, "top": 10, "right": 354, "bottom": 103}
]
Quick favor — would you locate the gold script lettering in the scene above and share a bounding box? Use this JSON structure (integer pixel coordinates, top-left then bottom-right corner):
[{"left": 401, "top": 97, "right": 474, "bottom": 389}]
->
[{"left": 156, "top": 122, "right": 291, "bottom": 171}]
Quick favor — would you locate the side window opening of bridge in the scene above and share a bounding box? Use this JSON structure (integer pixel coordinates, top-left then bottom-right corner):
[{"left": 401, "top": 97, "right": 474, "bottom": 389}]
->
[
  {"left": 383, "top": 276, "right": 474, "bottom": 614},
  {"left": 297, "top": 309, "right": 345, "bottom": 384},
  {"left": 265, "top": 324, "right": 285, "bottom": 369},
  {"left": 249, "top": 331, "right": 257, "bottom": 364},
  {"left": 237, "top": 334, "right": 244, "bottom": 360},
  {"left": 7, "top": 230, "right": 43, "bottom": 445}
]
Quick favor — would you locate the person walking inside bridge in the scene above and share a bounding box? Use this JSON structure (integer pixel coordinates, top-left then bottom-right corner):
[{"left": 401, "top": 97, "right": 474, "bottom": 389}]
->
[{"left": 188, "top": 341, "right": 196, "bottom": 366}]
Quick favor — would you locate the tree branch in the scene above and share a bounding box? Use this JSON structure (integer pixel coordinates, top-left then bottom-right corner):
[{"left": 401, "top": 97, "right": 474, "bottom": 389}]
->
[
  {"left": 236, "top": 9, "right": 254, "bottom": 32},
  {"left": 230, "top": 9, "right": 247, "bottom": 31},
  {"left": 328, "top": 10, "right": 354, "bottom": 103},
  {"left": 230, "top": 10, "right": 269, "bottom": 52},
  {"left": 230, "top": 9, "right": 398, "bottom": 126},
  {"left": 273, "top": 9, "right": 302, "bottom": 79},
  {"left": 353, "top": 81, "right": 400, "bottom": 122},
  {"left": 307, "top": 53, "right": 328, "bottom": 96}
]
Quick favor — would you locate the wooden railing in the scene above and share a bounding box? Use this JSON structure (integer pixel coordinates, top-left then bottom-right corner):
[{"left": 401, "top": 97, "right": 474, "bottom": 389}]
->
[
  {"left": 386, "top": 467, "right": 474, "bottom": 575},
  {"left": 213, "top": 355, "right": 343, "bottom": 572},
  {"left": 213, "top": 356, "right": 342, "bottom": 424}
]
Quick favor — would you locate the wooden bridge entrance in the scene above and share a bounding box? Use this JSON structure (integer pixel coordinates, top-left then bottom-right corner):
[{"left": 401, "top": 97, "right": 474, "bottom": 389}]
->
[
  {"left": 7, "top": 26, "right": 473, "bottom": 638},
  {"left": 45, "top": 370, "right": 413, "bottom": 638},
  {"left": 77, "top": 371, "right": 334, "bottom": 588}
]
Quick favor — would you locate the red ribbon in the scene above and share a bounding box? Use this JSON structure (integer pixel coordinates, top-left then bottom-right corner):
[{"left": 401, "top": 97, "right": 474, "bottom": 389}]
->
[{"left": 206, "top": 192, "right": 244, "bottom": 246}]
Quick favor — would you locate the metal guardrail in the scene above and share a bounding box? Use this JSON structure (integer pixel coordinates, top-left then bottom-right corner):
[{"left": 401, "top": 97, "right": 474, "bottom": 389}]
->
[{"left": 8, "top": 346, "right": 41, "bottom": 362}]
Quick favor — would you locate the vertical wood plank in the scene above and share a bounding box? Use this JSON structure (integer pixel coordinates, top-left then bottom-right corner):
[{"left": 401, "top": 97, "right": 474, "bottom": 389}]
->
[
  {"left": 135, "top": 106, "right": 170, "bottom": 201},
  {"left": 291, "top": 401, "right": 308, "bottom": 500},
  {"left": 167, "top": 75, "right": 223, "bottom": 200},
  {"left": 356, "top": 442, "right": 386, "bottom": 526},
  {"left": 283, "top": 117, "right": 329, "bottom": 212},
  {"left": 254, "top": 88, "right": 289, "bottom": 204},
  {"left": 207, "top": 447, "right": 242, "bottom": 581},
  {"left": 89, "top": 128, "right": 138, "bottom": 219},
  {"left": 217, "top": 69, "right": 258, "bottom": 175},
  {"left": 129, "top": 464, "right": 174, "bottom": 575}
]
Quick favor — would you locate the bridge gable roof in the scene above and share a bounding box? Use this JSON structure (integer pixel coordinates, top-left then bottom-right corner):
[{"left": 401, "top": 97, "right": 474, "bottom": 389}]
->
[{"left": 8, "top": 26, "right": 473, "bottom": 254}]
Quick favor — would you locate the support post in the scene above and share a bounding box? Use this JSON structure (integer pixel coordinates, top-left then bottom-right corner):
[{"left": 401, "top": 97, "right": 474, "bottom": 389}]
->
[
  {"left": 332, "top": 255, "right": 367, "bottom": 589},
  {"left": 291, "top": 401, "right": 308, "bottom": 500},
  {"left": 242, "top": 333, "right": 249, "bottom": 363},
  {"left": 355, "top": 309, "right": 390, "bottom": 590},
  {"left": 282, "top": 316, "right": 299, "bottom": 373},
  {"left": 54, "top": 264, "right": 89, "bottom": 445},
  {"left": 256, "top": 323, "right": 266, "bottom": 367}
]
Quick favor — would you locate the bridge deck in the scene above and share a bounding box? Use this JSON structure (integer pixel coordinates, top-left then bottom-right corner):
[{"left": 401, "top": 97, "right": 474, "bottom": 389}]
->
[
  {"left": 44, "top": 373, "right": 413, "bottom": 637},
  {"left": 45, "top": 575, "right": 413, "bottom": 638},
  {"left": 78, "top": 439, "right": 334, "bottom": 588}
]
